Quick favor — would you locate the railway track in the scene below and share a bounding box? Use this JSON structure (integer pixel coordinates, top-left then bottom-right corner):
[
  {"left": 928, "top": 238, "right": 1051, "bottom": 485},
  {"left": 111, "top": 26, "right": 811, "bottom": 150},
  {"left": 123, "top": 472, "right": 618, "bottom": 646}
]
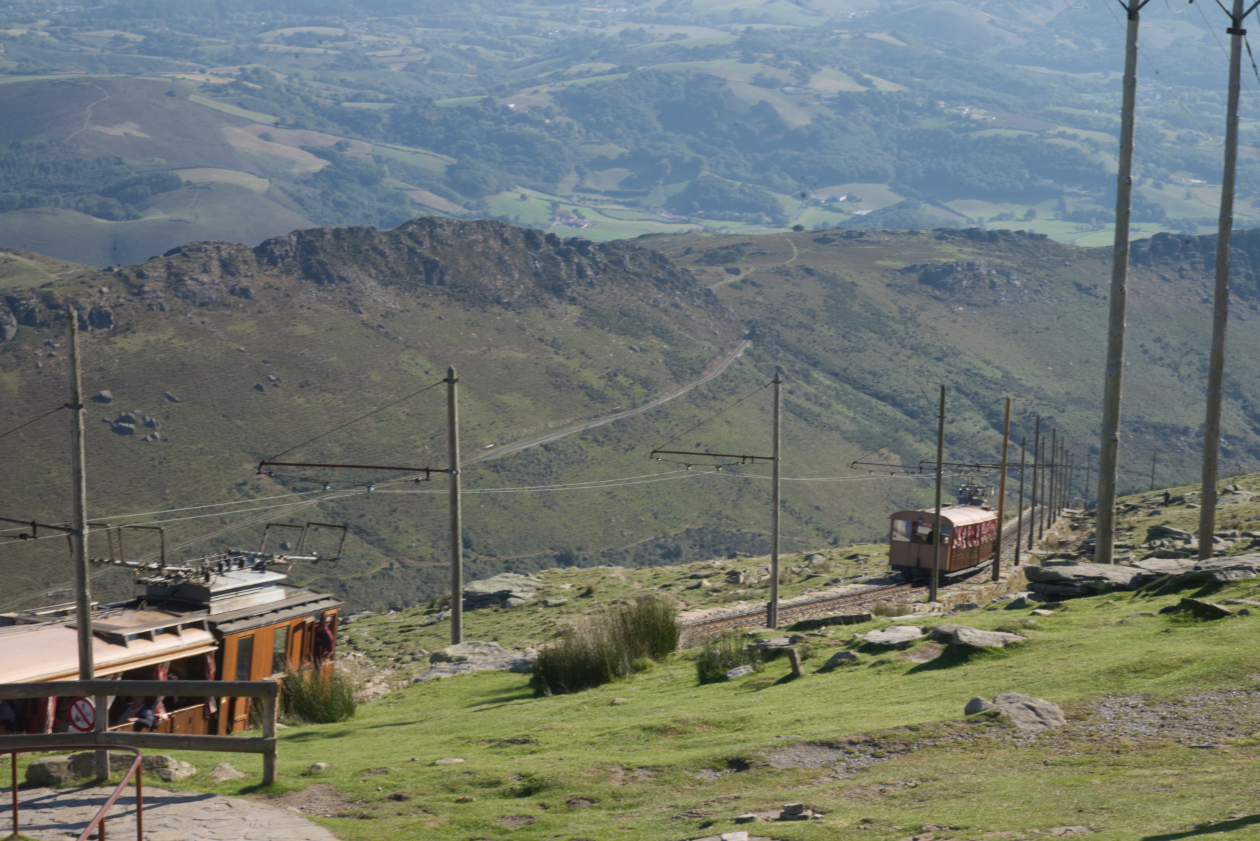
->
[{"left": 680, "top": 506, "right": 1047, "bottom": 638}]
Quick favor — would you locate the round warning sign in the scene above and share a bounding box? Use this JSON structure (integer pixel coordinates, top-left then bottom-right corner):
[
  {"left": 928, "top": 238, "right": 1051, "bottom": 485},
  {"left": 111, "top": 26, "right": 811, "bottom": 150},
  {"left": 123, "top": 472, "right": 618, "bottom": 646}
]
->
[{"left": 68, "top": 697, "right": 95, "bottom": 732}]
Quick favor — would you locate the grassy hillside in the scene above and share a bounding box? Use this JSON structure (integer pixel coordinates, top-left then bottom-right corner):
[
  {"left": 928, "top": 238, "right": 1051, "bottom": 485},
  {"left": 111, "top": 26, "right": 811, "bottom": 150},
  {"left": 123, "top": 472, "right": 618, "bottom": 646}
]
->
[
  {"left": 7, "top": 219, "right": 1260, "bottom": 614},
  {"left": 41, "top": 480, "right": 1260, "bottom": 841}
]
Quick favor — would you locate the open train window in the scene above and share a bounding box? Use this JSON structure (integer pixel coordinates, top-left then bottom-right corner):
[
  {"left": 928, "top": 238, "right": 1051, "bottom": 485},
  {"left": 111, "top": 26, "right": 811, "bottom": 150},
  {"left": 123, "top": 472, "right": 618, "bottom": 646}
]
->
[{"left": 272, "top": 626, "right": 289, "bottom": 676}]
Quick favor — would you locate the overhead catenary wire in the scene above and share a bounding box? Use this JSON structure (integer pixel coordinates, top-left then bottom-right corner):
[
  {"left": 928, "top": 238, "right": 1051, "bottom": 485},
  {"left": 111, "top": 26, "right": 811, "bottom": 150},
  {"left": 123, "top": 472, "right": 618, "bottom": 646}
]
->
[
  {"left": 260, "top": 377, "right": 444, "bottom": 462},
  {"left": 650, "top": 379, "right": 773, "bottom": 453},
  {"left": 0, "top": 404, "right": 68, "bottom": 441}
]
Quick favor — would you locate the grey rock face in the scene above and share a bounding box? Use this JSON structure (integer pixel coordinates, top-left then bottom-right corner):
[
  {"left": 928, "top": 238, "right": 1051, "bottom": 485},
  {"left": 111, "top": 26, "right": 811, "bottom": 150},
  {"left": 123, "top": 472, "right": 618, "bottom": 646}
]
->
[
  {"left": 725, "top": 665, "right": 755, "bottom": 681},
  {"left": 965, "top": 696, "right": 999, "bottom": 715},
  {"left": 860, "top": 626, "right": 924, "bottom": 647},
  {"left": 992, "top": 692, "right": 1066, "bottom": 731}
]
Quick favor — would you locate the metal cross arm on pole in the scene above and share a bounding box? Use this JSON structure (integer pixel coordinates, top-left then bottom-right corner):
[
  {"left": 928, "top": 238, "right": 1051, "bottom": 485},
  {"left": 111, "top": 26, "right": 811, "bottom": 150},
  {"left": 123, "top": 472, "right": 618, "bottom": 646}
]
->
[
  {"left": 257, "top": 460, "right": 452, "bottom": 475},
  {"left": 650, "top": 449, "right": 776, "bottom": 463},
  {"left": 0, "top": 516, "right": 74, "bottom": 540}
]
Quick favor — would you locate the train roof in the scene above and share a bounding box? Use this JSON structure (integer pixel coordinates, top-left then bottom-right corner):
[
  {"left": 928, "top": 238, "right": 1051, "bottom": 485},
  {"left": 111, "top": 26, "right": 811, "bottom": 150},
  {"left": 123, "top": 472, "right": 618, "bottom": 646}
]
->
[{"left": 889, "top": 505, "right": 996, "bottom": 527}]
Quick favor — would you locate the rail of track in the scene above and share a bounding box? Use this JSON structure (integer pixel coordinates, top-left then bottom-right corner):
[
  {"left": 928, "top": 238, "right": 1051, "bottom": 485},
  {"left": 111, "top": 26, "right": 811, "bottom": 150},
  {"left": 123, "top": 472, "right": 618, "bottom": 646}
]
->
[{"left": 679, "top": 507, "right": 1048, "bottom": 638}]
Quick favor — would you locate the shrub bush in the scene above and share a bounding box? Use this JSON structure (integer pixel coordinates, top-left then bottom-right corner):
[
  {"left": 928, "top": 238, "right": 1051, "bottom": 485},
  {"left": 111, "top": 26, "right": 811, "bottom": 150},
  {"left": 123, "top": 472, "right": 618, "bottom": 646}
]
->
[
  {"left": 532, "top": 595, "right": 679, "bottom": 695},
  {"left": 282, "top": 667, "right": 360, "bottom": 724},
  {"left": 695, "top": 631, "right": 762, "bottom": 684}
]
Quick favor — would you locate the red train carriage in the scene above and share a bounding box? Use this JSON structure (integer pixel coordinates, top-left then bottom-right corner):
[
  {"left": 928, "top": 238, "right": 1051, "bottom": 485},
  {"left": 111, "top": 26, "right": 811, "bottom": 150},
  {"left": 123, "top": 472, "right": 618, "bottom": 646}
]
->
[{"left": 888, "top": 505, "right": 998, "bottom": 579}]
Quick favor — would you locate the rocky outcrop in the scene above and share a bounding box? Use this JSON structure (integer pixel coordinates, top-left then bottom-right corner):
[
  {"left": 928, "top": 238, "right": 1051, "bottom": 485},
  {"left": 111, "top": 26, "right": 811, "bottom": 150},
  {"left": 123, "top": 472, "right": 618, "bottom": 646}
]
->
[
  {"left": 416, "top": 641, "right": 536, "bottom": 681},
  {"left": 929, "top": 624, "right": 1025, "bottom": 648},
  {"left": 463, "top": 572, "right": 546, "bottom": 609}
]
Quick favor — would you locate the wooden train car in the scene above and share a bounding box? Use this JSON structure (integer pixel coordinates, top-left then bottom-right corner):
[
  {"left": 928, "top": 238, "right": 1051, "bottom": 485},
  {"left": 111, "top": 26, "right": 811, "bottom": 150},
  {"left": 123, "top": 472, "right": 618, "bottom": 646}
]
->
[
  {"left": 0, "top": 550, "right": 340, "bottom": 737},
  {"left": 888, "top": 504, "right": 998, "bottom": 579}
]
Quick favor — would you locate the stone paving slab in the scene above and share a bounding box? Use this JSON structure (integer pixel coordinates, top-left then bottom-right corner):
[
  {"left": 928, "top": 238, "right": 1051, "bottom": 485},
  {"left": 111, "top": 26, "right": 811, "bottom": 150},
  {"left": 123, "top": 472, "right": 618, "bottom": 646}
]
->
[{"left": 2, "top": 785, "right": 341, "bottom": 840}]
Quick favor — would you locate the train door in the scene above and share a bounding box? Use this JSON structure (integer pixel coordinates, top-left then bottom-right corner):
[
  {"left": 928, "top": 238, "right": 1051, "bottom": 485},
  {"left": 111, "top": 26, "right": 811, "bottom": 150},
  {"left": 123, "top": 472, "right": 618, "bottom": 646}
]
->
[{"left": 228, "top": 634, "right": 255, "bottom": 733}]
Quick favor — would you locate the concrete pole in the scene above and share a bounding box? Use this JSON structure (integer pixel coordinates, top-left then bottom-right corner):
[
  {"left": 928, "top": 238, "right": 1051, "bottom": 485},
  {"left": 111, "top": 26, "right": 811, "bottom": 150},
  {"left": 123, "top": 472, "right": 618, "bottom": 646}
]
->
[
  {"left": 1097, "top": 3, "right": 1142, "bottom": 567},
  {"left": 1150, "top": 449, "right": 1158, "bottom": 492},
  {"left": 992, "top": 397, "right": 1011, "bottom": 582},
  {"left": 768, "top": 372, "right": 782, "bottom": 629},
  {"left": 1028, "top": 417, "right": 1041, "bottom": 551},
  {"left": 929, "top": 386, "right": 946, "bottom": 605},
  {"left": 1200, "top": 0, "right": 1246, "bottom": 560},
  {"left": 1015, "top": 438, "right": 1026, "bottom": 566},
  {"left": 447, "top": 366, "right": 463, "bottom": 645}
]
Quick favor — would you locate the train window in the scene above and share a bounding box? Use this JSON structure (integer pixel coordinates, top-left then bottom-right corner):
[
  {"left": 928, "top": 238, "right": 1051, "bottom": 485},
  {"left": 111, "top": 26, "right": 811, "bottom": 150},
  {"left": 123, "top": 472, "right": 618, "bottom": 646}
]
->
[
  {"left": 912, "top": 520, "right": 933, "bottom": 544},
  {"left": 272, "top": 626, "right": 289, "bottom": 676},
  {"left": 892, "top": 520, "right": 912, "bottom": 542},
  {"left": 234, "top": 635, "right": 254, "bottom": 682}
]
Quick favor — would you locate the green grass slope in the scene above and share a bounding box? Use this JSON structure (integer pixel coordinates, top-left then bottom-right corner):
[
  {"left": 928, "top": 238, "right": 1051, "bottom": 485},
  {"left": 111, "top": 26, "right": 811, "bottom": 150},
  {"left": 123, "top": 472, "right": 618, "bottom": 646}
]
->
[{"left": 56, "top": 480, "right": 1260, "bottom": 841}]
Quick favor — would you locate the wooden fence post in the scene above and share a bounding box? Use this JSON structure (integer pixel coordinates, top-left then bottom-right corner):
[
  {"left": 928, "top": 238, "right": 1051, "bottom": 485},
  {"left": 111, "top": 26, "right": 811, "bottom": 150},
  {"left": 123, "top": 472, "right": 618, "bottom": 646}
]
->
[{"left": 262, "top": 681, "right": 277, "bottom": 785}]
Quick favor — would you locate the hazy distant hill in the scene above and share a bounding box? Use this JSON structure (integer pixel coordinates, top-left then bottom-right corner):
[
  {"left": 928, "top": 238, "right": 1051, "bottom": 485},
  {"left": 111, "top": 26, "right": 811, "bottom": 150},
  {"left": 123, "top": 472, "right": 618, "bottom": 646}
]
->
[
  {"left": 6, "top": 217, "right": 1260, "bottom": 613},
  {"left": 0, "top": 0, "right": 1248, "bottom": 263}
]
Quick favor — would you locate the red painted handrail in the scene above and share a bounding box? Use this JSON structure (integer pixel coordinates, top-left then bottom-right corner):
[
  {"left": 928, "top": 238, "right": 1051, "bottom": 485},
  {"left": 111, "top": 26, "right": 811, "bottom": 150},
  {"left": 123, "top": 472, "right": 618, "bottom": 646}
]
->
[{"left": 5, "top": 744, "right": 143, "bottom": 841}]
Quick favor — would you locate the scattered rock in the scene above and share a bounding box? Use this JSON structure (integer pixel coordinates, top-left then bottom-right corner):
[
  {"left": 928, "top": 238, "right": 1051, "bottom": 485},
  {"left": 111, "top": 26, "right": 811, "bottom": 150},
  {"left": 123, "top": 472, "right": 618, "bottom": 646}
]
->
[
  {"left": 787, "top": 648, "right": 804, "bottom": 678},
  {"left": 965, "top": 696, "right": 999, "bottom": 715},
  {"left": 952, "top": 603, "right": 979, "bottom": 612},
  {"left": 822, "top": 650, "right": 860, "bottom": 669},
  {"left": 211, "top": 762, "right": 245, "bottom": 782},
  {"left": 1159, "top": 597, "right": 1234, "bottom": 619},
  {"left": 1031, "top": 609, "right": 1056, "bottom": 617},
  {"left": 992, "top": 693, "right": 1066, "bottom": 731},
  {"left": 950, "top": 626, "right": 1026, "bottom": 648},
  {"left": 434, "top": 758, "right": 465, "bottom": 765},
  {"left": 726, "top": 665, "right": 755, "bottom": 681},
  {"left": 722, "top": 832, "right": 750, "bottom": 841},
  {"left": 139, "top": 755, "right": 197, "bottom": 782},
  {"left": 309, "top": 762, "right": 332, "bottom": 772},
  {"left": 779, "top": 801, "right": 813, "bottom": 821},
  {"left": 611, "top": 698, "right": 630, "bottom": 705},
  {"left": 860, "top": 626, "right": 924, "bottom": 647},
  {"left": 93, "top": 390, "right": 114, "bottom": 403},
  {"left": 734, "top": 814, "right": 758, "bottom": 824},
  {"left": 543, "top": 597, "right": 568, "bottom": 607},
  {"left": 419, "top": 641, "right": 536, "bottom": 681},
  {"left": 254, "top": 383, "right": 266, "bottom": 392}
]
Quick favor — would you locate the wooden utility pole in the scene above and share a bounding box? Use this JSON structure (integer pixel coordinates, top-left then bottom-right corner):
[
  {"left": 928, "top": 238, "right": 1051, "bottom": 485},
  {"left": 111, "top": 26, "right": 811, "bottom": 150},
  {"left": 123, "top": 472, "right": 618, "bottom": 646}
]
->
[
  {"left": 929, "top": 386, "right": 946, "bottom": 605},
  {"left": 1028, "top": 417, "right": 1041, "bottom": 551},
  {"left": 1150, "top": 449, "right": 1158, "bottom": 492},
  {"left": 769, "top": 371, "right": 782, "bottom": 629},
  {"left": 68, "top": 310, "right": 93, "bottom": 680},
  {"left": 1085, "top": 452, "right": 1093, "bottom": 510},
  {"left": 1201, "top": 0, "right": 1255, "bottom": 560},
  {"left": 447, "top": 366, "right": 463, "bottom": 645},
  {"left": 992, "top": 398, "right": 1011, "bottom": 582},
  {"left": 1043, "top": 433, "right": 1053, "bottom": 532},
  {"left": 1015, "top": 438, "right": 1026, "bottom": 566},
  {"left": 1097, "top": 0, "right": 1150, "bottom": 567}
]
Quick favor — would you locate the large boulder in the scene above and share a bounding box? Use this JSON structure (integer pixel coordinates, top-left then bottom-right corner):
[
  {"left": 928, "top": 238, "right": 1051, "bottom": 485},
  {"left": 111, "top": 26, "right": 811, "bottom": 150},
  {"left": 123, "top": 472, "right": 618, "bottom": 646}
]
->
[
  {"left": 26, "top": 756, "right": 76, "bottom": 786},
  {"left": 462, "top": 573, "right": 546, "bottom": 609},
  {"left": 992, "top": 693, "right": 1066, "bottom": 731},
  {"left": 417, "top": 641, "right": 536, "bottom": 681},
  {"left": 965, "top": 696, "right": 998, "bottom": 715}
]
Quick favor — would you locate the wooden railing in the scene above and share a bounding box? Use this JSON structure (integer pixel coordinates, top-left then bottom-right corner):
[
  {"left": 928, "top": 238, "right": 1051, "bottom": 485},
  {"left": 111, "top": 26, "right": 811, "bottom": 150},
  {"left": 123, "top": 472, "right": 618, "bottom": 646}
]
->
[{"left": 0, "top": 679, "right": 279, "bottom": 784}]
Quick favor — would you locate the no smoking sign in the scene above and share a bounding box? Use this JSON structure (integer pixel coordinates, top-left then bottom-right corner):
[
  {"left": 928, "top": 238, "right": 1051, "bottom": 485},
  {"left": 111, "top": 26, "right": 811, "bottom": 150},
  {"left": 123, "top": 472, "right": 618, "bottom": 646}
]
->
[{"left": 68, "top": 697, "right": 95, "bottom": 732}]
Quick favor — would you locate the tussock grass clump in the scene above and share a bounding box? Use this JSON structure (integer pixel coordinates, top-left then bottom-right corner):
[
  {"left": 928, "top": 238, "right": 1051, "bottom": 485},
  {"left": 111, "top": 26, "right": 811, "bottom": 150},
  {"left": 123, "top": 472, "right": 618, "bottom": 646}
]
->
[
  {"left": 532, "top": 595, "right": 679, "bottom": 695},
  {"left": 695, "top": 631, "right": 763, "bottom": 684},
  {"left": 282, "top": 668, "right": 361, "bottom": 724}
]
